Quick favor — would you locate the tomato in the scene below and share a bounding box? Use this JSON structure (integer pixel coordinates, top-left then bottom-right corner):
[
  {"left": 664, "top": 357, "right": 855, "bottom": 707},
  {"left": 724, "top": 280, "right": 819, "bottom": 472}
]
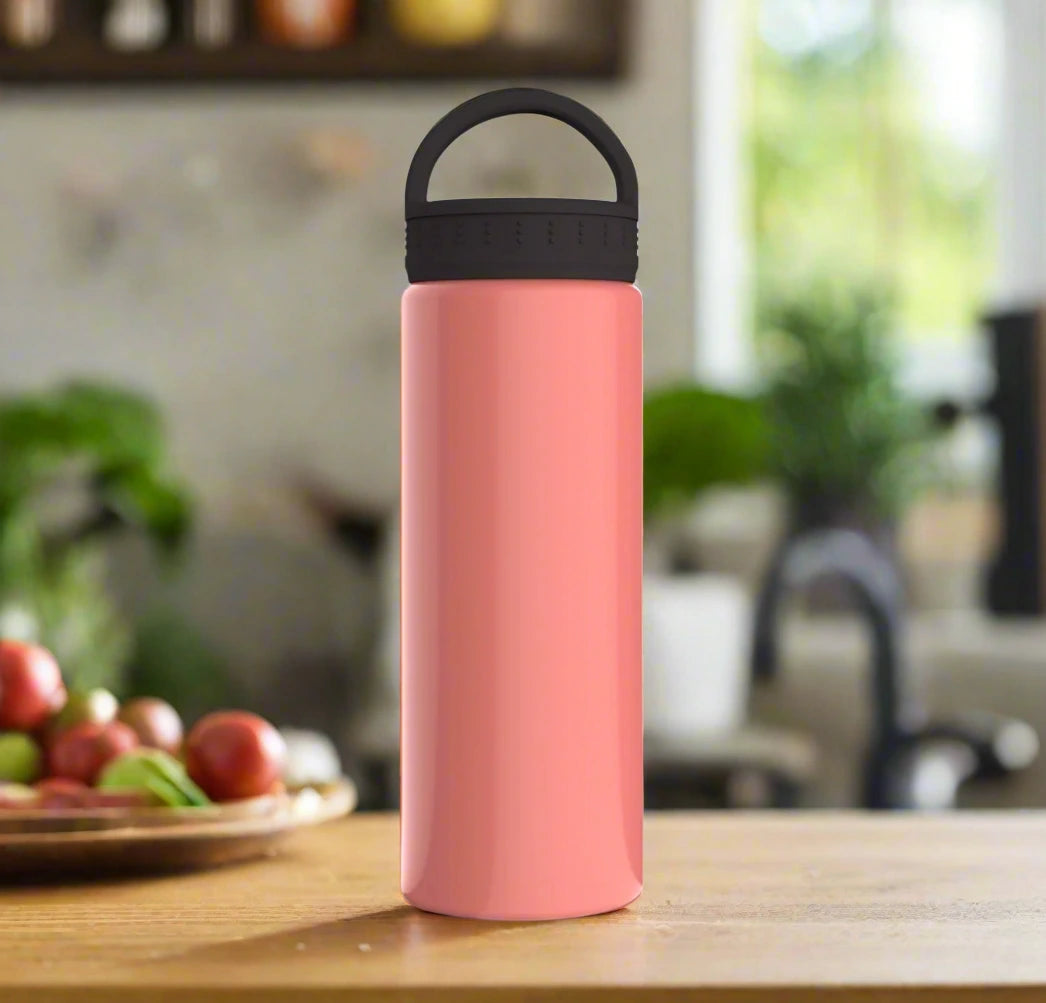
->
[
  {"left": 185, "top": 711, "right": 286, "bottom": 801},
  {"left": 0, "top": 640, "right": 66, "bottom": 731},
  {"left": 49, "top": 721, "right": 139, "bottom": 785},
  {"left": 35, "top": 777, "right": 90, "bottom": 809},
  {"left": 118, "top": 697, "right": 183, "bottom": 756}
]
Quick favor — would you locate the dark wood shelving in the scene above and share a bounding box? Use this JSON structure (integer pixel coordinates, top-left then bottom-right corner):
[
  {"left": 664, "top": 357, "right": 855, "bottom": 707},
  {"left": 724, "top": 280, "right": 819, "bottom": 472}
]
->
[
  {"left": 0, "top": 1, "right": 630, "bottom": 85},
  {"left": 0, "top": 39, "right": 623, "bottom": 84}
]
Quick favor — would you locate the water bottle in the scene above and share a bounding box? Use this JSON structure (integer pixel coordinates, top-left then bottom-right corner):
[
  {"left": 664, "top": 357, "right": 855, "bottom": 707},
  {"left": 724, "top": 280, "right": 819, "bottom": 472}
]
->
[{"left": 401, "top": 88, "right": 642, "bottom": 920}]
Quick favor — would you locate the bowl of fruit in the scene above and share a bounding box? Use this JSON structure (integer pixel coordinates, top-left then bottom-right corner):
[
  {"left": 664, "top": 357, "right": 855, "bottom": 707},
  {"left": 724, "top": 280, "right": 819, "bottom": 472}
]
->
[{"left": 0, "top": 640, "right": 356, "bottom": 878}]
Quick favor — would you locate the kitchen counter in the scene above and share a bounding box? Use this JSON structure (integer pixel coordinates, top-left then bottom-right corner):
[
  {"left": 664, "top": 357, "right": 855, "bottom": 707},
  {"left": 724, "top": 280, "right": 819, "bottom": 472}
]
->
[{"left": 4, "top": 812, "right": 1046, "bottom": 1001}]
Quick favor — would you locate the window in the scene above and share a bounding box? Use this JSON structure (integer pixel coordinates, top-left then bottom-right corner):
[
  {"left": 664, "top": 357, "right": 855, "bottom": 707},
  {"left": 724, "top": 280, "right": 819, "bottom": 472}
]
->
[
  {"left": 694, "top": 0, "right": 1005, "bottom": 400},
  {"left": 751, "top": 0, "right": 1002, "bottom": 396}
]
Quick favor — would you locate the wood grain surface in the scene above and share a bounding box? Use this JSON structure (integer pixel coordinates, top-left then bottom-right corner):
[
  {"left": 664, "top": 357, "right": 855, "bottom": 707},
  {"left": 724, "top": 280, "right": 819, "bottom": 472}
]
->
[{"left": 4, "top": 812, "right": 1046, "bottom": 1002}]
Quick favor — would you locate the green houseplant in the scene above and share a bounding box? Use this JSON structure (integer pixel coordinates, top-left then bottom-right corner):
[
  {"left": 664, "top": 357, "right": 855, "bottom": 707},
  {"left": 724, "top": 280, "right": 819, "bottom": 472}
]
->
[
  {"left": 642, "top": 383, "right": 770, "bottom": 738},
  {"left": 759, "top": 279, "right": 932, "bottom": 530},
  {"left": 0, "top": 381, "right": 192, "bottom": 693},
  {"left": 643, "top": 383, "right": 769, "bottom": 528}
]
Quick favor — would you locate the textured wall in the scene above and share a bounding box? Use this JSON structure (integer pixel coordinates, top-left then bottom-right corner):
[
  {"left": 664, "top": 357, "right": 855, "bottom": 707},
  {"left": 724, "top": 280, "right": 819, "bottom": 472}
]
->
[
  {"left": 0, "top": 0, "right": 695, "bottom": 718},
  {"left": 0, "top": 0, "right": 694, "bottom": 522}
]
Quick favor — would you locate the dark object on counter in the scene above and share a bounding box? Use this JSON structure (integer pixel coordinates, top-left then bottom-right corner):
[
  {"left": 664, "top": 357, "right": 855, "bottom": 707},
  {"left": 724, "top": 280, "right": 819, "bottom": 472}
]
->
[
  {"left": 927, "top": 308, "right": 1045, "bottom": 615},
  {"left": 983, "top": 308, "right": 1044, "bottom": 615},
  {"left": 293, "top": 477, "right": 388, "bottom": 565},
  {"left": 751, "top": 528, "right": 1038, "bottom": 809},
  {"left": 351, "top": 754, "right": 399, "bottom": 812}
]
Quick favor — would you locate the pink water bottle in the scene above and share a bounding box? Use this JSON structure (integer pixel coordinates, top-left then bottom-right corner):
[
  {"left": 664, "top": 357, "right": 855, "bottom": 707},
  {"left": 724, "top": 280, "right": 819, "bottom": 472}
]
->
[{"left": 400, "top": 88, "right": 642, "bottom": 921}]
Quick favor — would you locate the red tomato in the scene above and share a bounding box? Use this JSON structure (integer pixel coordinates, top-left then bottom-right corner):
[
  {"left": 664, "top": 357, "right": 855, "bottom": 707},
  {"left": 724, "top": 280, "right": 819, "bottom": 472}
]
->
[
  {"left": 117, "top": 697, "right": 183, "bottom": 755},
  {"left": 185, "top": 711, "right": 286, "bottom": 801},
  {"left": 49, "top": 721, "right": 139, "bottom": 786},
  {"left": 0, "top": 641, "right": 66, "bottom": 731},
  {"left": 34, "top": 777, "right": 90, "bottom": 809}
]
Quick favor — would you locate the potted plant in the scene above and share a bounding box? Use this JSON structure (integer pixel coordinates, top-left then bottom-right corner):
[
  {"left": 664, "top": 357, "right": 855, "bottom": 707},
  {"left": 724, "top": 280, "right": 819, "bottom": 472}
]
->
[
  {"left": 760, "top": 279, "right": 930, "bottom": 538},
  {"left": 643, "top": 384, "right": 769, "bottom": 738},
  {"left": 0, "top": 381, "right": 192, "bottom": 694},
  {"left": 748, "top": 276, "right": 937, "bottom": 652},
  {"left": 752, "top": 278, "right": 935, "bottom": 631}
]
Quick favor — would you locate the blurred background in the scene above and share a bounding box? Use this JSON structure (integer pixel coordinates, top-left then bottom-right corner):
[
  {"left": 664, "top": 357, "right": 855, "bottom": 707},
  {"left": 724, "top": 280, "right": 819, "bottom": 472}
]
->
[{"left": 1, "top": 0, "right": 1044, "bottom": 813}]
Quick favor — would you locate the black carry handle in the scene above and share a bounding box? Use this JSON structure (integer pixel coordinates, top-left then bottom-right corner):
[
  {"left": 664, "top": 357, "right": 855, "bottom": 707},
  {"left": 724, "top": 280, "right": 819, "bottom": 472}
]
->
[{"left": 404, "top": 87, "right": 639, "bottom": 219}]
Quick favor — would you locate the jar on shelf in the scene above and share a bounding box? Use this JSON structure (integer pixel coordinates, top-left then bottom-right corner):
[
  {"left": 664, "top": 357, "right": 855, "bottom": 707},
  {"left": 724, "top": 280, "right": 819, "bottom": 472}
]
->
[
  {"left": 255, "top": 0, "right": 356, "bottom": 49},
  {"left": 104, "top": 0, "right": 170, "bottom": 51},
  {"left": 388, "top": 0, "right": 502, "bottom": 48},
  {"left": 187, "top": 0, "right": 237, "bottom": 48},
  {"left": 498, "top": 0, "right": 594, "bottom": 49},
  {"left": 2, "top": 0, "right": 57, "bottom": 48}
]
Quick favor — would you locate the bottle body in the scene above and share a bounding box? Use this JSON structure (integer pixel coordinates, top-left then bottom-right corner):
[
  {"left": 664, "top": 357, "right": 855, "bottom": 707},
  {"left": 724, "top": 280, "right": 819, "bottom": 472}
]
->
[{"left": 401, "top": 278, "right": 643, "bottom": 920}]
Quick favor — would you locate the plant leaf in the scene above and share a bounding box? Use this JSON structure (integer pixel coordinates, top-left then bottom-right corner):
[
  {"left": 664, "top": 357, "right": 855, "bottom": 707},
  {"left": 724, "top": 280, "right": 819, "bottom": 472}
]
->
[{"left": 643, "top": 385, "right": 770, "bottom": 522}]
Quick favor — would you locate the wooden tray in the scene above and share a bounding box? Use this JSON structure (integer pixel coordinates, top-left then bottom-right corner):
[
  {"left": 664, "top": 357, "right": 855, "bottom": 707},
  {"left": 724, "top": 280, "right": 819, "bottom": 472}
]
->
[{"left": 0, "top": 779, "right": 356, "bottom": 880}]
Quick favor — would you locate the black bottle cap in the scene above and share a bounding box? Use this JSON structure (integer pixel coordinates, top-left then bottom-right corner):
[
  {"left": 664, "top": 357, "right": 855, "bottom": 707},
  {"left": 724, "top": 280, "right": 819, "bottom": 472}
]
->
[{"left": 405, "top": 88, "right": 638, "bottom": 284}]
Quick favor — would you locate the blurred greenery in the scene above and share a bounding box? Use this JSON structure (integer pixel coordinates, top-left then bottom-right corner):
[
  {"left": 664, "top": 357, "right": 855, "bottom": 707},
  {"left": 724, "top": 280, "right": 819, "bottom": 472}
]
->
[
  {"left": 0, "top": 515, "right": 131, "bottom": 692},
  {"left": 750, "top": 0, "right": 995, "bottom": 342},
  {"left": 760, "top": 278, "right": 933, "bottom": 519},
  {"left": 126, "top": 607, "right": 239, "bottom": 724},
  {"left": 0, "top": 382, "right": 193, "bottom": 692},
  {"left": 644, "top": 384, "right": 770, "bottom": 522}
]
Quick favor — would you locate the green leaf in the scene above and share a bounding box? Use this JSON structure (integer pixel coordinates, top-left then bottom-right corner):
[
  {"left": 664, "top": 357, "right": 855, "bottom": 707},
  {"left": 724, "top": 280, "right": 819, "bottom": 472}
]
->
[
  {"left": 0, "top": 382, "right": 162, "bottom": 471},
  {"left": 46, "top": 382, "right": 163, "bottom": 468},
  {"left": 0, "top": 380, "right": 195, "bottom": 697},
  {"left": 759, "top": 277, "right": 933, "bottom": 518},
  {"left": 643, "top": 384, "right": 770, "bottom": 522},
  {"left": 98, "top": 749, "right": 211, "bottom": 807}
]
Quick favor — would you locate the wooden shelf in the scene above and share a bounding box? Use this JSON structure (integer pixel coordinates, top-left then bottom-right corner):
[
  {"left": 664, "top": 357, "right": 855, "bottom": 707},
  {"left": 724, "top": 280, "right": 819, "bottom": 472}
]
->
[
  {"left": 0, "top": 2, "right": 630, "bottom": 85},
  {"left": 0, "top": 40, "right": 624, "bottom": 84}
]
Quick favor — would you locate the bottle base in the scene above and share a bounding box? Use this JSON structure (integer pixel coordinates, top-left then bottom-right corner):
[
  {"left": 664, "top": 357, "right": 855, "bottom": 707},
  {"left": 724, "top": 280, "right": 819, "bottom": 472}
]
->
[{"left": 403, "top": 882, "right": 642, "bottom": 922}]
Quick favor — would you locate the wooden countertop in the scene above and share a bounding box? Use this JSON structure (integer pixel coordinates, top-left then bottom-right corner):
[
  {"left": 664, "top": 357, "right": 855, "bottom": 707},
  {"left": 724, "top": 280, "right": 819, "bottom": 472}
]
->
[{"left": 5, "top": 812, "right": 1046, "bottom": 1002}]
